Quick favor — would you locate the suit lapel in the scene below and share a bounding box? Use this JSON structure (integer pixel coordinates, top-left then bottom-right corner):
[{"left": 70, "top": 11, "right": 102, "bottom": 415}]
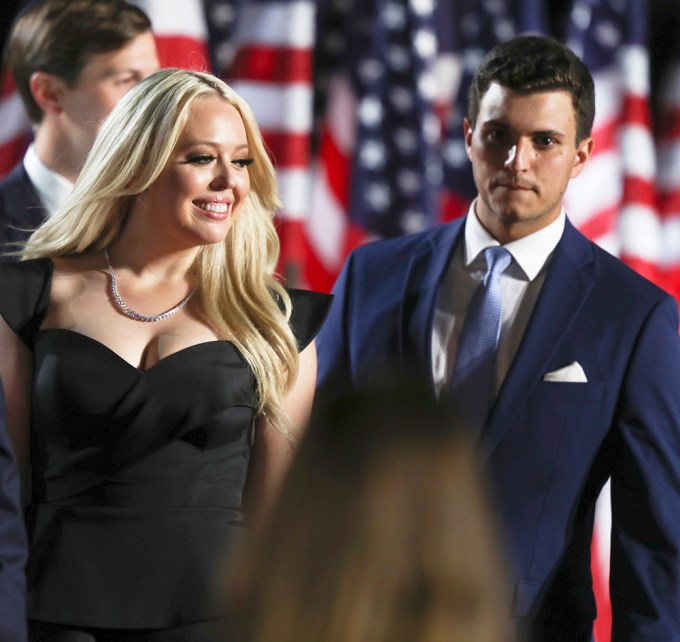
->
[
  {"left": 481, "top": 220, "right": 596, "bottom": 460},
  {"left": 399, "top": 219, "right": 464, "bottom": 386}
]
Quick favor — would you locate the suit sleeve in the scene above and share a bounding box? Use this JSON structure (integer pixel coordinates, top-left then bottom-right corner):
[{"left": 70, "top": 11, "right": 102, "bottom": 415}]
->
[
  {"left": 610, "top": 293, "right": 680, "bottom": 639},
  {"left": 0, "top": 381, "right": 27, "bottom": 642}
]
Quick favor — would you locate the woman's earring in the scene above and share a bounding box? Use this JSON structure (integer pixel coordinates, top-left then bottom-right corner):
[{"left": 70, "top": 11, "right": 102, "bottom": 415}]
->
[{"left": 137, "top": 190, "right": 147, "bottom": 201}]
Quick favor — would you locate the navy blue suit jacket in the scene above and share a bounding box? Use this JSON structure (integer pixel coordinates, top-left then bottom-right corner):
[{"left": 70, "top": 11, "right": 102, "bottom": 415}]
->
[
  {"left": 0, "top": 380, "right": 27, "bottom": 641},
  {"left": 0, "top": 165, "right": 42, "bottom": 638},
  {"left": 0, "top": 163, "right": 48, "bottom": 261},
  {"left": 316, "top": 216, "right": 680, "bottom": 641}
]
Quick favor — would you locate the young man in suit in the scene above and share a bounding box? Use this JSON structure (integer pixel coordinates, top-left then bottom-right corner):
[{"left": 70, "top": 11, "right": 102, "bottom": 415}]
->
[
  {"left": 316, "top": 35, "right": 680, "bottom": 641},
  {"left": 0, "top": 0, "right": 159, "bottom": 258}
]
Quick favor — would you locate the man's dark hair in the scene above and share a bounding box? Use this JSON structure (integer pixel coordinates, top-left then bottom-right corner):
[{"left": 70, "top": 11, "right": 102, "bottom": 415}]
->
[
  {"left": 5, "top": 0, "right": 152, "bottom": 123},
  {"left": 468, "top": 35, "right": 595, "bottom": 143}
]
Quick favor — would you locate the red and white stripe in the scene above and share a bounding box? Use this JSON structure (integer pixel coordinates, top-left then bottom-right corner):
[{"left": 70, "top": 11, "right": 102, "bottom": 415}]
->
[
  {"left": 0, "top": 69, "right": 31, "bottom": 177},
  {"left": 304, "top": 75, "right": 366, "bottom": 292},
  {"left": 219, "top": 1, "right": 316, "bottom": 283},
  {"left": 592, "top": 481, "right": 613, "bottom": 642},
  {"left": 131, "top": 0, "right": 210, "bottom": 70},
  {"left": 657, "top": 59, "right": 680, "bottom": 301},
  {"left": 565, "top": 44, "right": 661, "bottom": 287}
]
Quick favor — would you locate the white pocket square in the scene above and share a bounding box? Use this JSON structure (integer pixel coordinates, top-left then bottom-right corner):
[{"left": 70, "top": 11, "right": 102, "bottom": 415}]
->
[{"left": 543, "top": 361, "right": 588, "bottom": 383}]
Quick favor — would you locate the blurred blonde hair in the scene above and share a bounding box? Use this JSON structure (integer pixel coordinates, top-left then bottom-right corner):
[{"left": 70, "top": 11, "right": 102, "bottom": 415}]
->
[
  {"left": 24, "top": 68, "right": 298, "bottom": 432},
  {"left": 225, "top": 379, "right": 512, "bottom": 642}
]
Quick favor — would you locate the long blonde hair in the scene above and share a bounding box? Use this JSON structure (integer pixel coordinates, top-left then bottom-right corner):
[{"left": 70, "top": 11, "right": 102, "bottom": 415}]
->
[
  {"left": 225, "top": 379, "right": 512, "bottom": 642},
  {"left": 24, "top": 68, "right": 299, "bottom": 432}
]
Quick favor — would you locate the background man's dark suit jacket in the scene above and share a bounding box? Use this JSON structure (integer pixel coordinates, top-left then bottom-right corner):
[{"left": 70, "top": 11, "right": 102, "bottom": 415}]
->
[
  {"left": 0, "top": 163, "right": 41, "bottom": 638},
  {"left": 0, "top": 380, "right": 27, "bottom": 641},
  {"left": 0, "top": 163, "right": 48, "bottom": 260},
  {"left": 316, "top": 215, "right": 680, "bottom": 641}
]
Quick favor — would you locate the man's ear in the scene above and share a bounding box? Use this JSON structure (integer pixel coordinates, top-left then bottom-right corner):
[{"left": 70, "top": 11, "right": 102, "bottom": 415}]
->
[
  {"left": 570, "top": 136, "right": 594, "bottom": 179},
  {"left": 463, "top": 118, "right": 474, "bottom": 160},
  {"left": 29, "top": 71, "right": 67, "bottom": 116}
]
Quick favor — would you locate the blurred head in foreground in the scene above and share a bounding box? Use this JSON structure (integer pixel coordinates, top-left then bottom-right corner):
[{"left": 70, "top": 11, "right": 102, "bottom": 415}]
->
[{"left": 226, "top": 377, "right": 512, "bottom": 642}]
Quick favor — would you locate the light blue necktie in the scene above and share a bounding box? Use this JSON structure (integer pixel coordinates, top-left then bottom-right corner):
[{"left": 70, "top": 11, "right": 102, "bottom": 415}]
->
[{"left": 449, "top": 246, "right": 512, "bottom": 433}]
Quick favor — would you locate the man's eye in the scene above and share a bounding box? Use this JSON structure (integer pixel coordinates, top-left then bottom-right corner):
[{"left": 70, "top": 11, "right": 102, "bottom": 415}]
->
[
  {"left": 114, "top": 75, "right": 137, "bottom": 87},
  {"left": 487, "top": 129, "right": 507, "bottom": 142},
  {"left": 534, "top": 136, "right": 555, "bottom": 147}
]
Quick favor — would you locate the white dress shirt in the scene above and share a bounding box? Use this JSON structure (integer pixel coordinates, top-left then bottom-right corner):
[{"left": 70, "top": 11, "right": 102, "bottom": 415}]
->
[
  {"left": 431, "top": 201, "right": 566, "bottom": 397},
  {"left": 22, "top": 144, "right": 74, "bottom": 215}
]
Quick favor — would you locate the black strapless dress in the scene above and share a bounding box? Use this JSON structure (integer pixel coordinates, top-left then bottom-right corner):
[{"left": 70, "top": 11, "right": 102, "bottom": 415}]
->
[{"left": 0, "top": 259, "right": 331, "bottom": 638}]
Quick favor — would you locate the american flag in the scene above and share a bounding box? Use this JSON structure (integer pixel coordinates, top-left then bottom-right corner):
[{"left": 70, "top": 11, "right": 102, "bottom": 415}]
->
[
  {"left": 305, "top": 0, "right": 443, "bottom": 292},
  {"left": 564, "top": 0, "right": 661, "bottom": 285}
]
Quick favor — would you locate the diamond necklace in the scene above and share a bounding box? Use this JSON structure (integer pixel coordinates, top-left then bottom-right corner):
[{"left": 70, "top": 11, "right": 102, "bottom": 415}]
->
[{"left": 104, "top": 249, "right": 197, "bottom": 323}]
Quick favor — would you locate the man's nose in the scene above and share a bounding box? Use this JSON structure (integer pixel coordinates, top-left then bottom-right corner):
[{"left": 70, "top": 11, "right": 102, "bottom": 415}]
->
[{"left": 504, "top": 139, "right": 530, "bottom": 172}]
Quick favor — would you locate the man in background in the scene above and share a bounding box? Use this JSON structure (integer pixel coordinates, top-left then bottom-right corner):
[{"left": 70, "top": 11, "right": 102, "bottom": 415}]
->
[
  {"left": 317, "top": 35, "right": 680, "bottom": 640},
  {"left": 0, "top": 0, "right": 159, "bottom": 257}
]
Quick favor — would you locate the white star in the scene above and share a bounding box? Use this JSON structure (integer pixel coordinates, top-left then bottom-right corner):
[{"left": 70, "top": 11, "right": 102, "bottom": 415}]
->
[
  {"left": 426, "top": 158, "right": 443, "bottom": 185},
  {"left": 388, "top": 45, "right": 411, "bottom": 72},
  {"left": 596, "top": 20, "right": 621, "bottom": 49},
  {"left": 443, "top": 140, "right": 468, "bottom": 168},
  {"left": 211, "top": 2, "right": 235, "bottom": 27},
  {"left": 483, "top": 0, "right": 504, "bottom": 15},
  {"left": 359, "top": 96, "right": 383, "bottom": 127},
  {"left": 395, "top": 128, "right": 418, "bottom": 153},
  {"left": 418, "top": 71, "right": 438, "bottom": 101},
  {"left": 413, "top": 28, "right": 437, "bottom": 60},
  {"left": 409, "top": 0, "right": 435, "bottom": 17},
  {"left": 390, "top": 86, "right": 414, "bottom": 112},
  {"left": 367, "top": 182, "right": 391, "bottom": 212},
  {"left": 464, "top": 49, "right": 485, "bottom": 73},
  {"left": 359, "top": 58, "right": 384, "bottom": 83},
  {"left": 493, "top": 18, "right": 516, "bottom": 42},
  {"left": 401, "top": 209, "right": 428, "bottom": 233},
  {"left": 215, "top": 42, "right": 235, "bottom": 68},
  {"left": 383, "top": 1, "right": 407, "bottom": 30},
  {"left": 398, "top": 169, "right": 422, "bottom": 195},
  {"left": 359, "top": 140, "right": 386, "bottom": 170},
  {"left": 572, "top": 1, "right": 592, "bottom": 30},
  {"left": 422, "top": 112, "right": 440, "bottom": 145}
]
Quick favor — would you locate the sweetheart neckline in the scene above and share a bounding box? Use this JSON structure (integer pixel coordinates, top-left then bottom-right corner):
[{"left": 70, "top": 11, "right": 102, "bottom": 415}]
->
[{"left": 35, "top": 327, "right": 240, "bottom": 373}]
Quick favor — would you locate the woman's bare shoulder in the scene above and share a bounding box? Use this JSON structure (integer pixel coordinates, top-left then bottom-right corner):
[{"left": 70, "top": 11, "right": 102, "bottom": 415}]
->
[{"left": 50, "top": 253, "right": 107, "bottom": 299}]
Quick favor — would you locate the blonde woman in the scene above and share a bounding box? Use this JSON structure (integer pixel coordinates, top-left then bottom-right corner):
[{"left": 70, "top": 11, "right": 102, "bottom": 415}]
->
[
  {"left": 226, "top": 378, "right": 513, "bottom": 642},
  {"left": 0, "top": 68, "right": 330, "bottom": 641}
]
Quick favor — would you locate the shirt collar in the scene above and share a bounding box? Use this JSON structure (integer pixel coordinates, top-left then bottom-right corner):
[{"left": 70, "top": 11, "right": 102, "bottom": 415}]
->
[
  {"left": 23, "top": 143, "right": 74, "bottom": 215},
  {"left": 463, "top": 199, "right": 566, "bottom": 281}
]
